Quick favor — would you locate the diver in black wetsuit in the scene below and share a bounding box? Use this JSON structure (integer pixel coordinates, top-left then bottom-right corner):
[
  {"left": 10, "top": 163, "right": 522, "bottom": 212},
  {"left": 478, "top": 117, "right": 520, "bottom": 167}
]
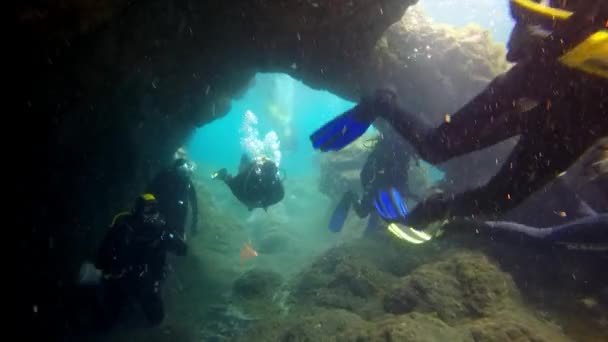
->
[
  {"left": 311, "top": 0, "right": 608, "bottom": 227},
  {"left": 147, "top": 158, "right": 198, "bottom": 239},
  {"left": 328, "top": 124, "right": 420, "bottom": 232},
  {"left": 95, "top": 194, "right": 187, "bottom": 327},
  {"left": 212, "top": 155, "right": 285, "bottom": 211}
]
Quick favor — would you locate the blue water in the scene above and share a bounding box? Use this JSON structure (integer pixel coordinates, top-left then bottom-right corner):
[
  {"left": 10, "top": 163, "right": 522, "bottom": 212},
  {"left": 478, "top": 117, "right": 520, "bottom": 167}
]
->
[{"left": 188, "top": 73, "right": 359, "bottom": 177}]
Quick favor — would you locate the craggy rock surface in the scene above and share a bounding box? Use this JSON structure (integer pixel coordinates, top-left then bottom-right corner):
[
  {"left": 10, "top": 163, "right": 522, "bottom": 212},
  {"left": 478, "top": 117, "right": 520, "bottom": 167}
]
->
[
  {"left": 383, "top": 252, "right": 516, "bottom": 321},
  {"left": 235, "top": 237, "right": 575, "bottom": 342}
]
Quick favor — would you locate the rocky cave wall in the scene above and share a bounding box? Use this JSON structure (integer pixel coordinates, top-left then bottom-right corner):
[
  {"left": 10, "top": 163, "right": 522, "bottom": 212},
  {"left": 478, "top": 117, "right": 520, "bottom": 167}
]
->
[{"left": 18, "top": 0, "right": 513, "bottom": 337}]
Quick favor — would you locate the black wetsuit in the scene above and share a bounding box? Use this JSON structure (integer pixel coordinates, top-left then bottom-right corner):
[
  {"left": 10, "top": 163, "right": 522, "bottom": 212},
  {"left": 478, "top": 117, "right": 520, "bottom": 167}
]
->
[
  {"left": 218, "top": 158, "right": 285, "bottom": 211},
  {"left": 95, "top": 213, "right": 186, "bottom": 327},
  {"left": 147, "top": 166, "right": 198, "bottom": 238},
  {"left": 362, "top": 11, "right": 608, "bottom": 226}
]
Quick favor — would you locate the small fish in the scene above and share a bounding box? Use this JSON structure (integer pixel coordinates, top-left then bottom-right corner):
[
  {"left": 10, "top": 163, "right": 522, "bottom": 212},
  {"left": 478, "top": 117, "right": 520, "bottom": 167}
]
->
[{"left": 240, "top": 240, "right": 258, "bottom": 266}]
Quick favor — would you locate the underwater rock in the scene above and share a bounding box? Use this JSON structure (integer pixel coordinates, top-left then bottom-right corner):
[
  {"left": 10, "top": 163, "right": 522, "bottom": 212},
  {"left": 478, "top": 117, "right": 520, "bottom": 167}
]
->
[
  {"left": 239, "top": 241, "right": 579, "bottom": 341},
  {"left": 318, "top": 138, "right": 371, "bottom": 199},
  {"left": 199, "top": 304, "right": 258, "bottom": 341},
  {"left": 341, "top": 312, "right": 473, "bottom": 342},
  {"left": 330, "top": 260, "right": 378, "bottom": 298},
  {"left": 236, "top": 308, "right": 369, "bottom": 342},
  {"left": 290, "top": 239, "right": 400, "bottom": 319},
  {"left": 233, "top": 269, "right": 283, "bottom": 300},
  {"left": 383, "top": 251, "right": 516, "bottom": 322},
  {"left": 465, "top": 310, "right": 571, "bottom": 342},
  {"left": 237, "top": 308, "right": 472, "bottom": 341}
]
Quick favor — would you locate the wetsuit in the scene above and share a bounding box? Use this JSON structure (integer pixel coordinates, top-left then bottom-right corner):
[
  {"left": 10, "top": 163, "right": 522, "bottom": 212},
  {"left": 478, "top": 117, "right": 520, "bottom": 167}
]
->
[
  {"left": 215, "top": 157, "right": 285, "bottom": 211},
  {"left": 147, "top": 163, "right": 198, "bottom": 238},
  {"left": 351, "top": 134, "right": 417, "bottom": 218},
  {"left": 95, "top": 213, "right": 187, "bottom": 327}
]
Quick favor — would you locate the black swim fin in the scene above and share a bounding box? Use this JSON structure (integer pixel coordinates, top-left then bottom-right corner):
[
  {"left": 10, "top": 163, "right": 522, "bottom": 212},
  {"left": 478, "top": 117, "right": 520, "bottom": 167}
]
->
[
  {"left": 310, "top": 103, "right": 374, "bottom": 152},
  {"left": 328, "top": 191, "right": 354, "bottom": 232}
]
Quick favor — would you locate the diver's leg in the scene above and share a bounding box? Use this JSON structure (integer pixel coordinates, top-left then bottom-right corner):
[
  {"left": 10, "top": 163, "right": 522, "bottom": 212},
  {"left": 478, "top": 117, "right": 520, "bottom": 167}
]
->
[
  {"left": 385, "top": 63, "right": 533, "bottom": 164},
  {"left": 352, "top": 191, "right": 372, "bottom": 218},
  {"left": 405, "top": 131, "right": 597, "bottom": 227},
  {"left": 98, "top": 279, "right": 128, "bottom": 328},
  {"left": 138, "top": 283, "right": 165, "bottom": 327}
]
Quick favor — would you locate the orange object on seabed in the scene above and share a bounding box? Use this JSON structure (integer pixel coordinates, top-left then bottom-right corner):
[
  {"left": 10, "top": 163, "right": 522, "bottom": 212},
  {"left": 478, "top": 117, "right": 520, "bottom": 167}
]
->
[{"left": 240, "top": 240, "right": 258, "bottom": 266}]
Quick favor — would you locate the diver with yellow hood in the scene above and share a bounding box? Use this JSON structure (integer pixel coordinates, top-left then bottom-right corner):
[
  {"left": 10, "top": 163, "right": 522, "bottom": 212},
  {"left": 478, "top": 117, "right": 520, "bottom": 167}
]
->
[{"left": 310, "top": 0, "right": 607, "bottom": 228}]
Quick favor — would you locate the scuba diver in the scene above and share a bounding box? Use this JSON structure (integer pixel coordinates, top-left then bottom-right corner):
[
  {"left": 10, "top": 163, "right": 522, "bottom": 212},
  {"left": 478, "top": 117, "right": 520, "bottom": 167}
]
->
[
  {"left": 212, "top": 154, "right": 285, "bottom": 211},
  {"left": 310, "top": 0, "right": 608, "bottom": 228},
  {"left": 328, "top": 122, "right": 419, "bottom": 233},
  {"left": 146, "top": 157, "right": 199, "bottom": 240},
  {"left": 95, "top": 193, "right": 187, "bottom": 327}
]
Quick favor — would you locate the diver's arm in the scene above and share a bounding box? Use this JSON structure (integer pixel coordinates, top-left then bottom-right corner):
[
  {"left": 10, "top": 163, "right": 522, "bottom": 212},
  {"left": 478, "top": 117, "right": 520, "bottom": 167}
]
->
[
  {"left": 162, "top": 230, "right": 187, "bottom": 256},
  {"left": 404, "top": 131, "right": 585, "bottom": 227},
  {"left": 188, "top": 181, "right": 199, "bottom": 234},
  {"left": 382, "top": 63, "right": 532, "bottom": 164}
]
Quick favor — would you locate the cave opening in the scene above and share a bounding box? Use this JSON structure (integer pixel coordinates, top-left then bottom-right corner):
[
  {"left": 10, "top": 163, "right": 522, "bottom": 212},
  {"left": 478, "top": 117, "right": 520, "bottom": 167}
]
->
[{"left": 187, "top": 72, "right": 362, "bottom": 177}]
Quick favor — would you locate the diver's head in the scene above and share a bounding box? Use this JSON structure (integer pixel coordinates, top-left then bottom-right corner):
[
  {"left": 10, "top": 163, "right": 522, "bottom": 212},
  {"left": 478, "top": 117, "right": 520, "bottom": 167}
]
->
[
  {"left": 174, "top": 158, "right": 195, "bottom": 178},
  {"left": 261, "top": 159, "right": 278, "bottom": 174},
  {"left": 260, "top": 159, "right": 280, "bottom": 183},
  {"left": 174, "top": 147, "right": 187, "bottom": 160},
  {"left": 134, "top": 193, "right": 160, "bottom": 223}
]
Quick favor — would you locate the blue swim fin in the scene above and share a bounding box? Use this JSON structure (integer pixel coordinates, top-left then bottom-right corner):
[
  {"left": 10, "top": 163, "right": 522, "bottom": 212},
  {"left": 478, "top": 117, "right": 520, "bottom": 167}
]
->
[
  {"left": 328, "top": 191, "right": 354, "bottom": 232},
  {"left": 374, "top": 188, "right": 408, "bottom": 222},
  {"left": 310, "top": 104, "right": 373, "bottom": 152}
]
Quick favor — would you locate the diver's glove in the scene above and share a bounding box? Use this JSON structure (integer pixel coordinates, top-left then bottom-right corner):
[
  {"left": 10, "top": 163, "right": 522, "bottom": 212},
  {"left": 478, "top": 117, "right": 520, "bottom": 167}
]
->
[{"left": 374, "top": 188, "right": 409, "bottom": 223}]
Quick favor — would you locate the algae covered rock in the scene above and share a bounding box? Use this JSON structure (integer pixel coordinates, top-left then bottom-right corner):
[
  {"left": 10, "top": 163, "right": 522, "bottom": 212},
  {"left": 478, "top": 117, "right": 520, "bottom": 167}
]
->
[
  {"left": 235, "top": 308, "right": 369, "bottom": 342},
  {"left": 238, "top": 244, "right": 576, "bottom": 342},
  {"left": 317, "top": 138, "right": 371, "bottom": 200},
  {"left": 384, "top": 251, "right": 516, "bottom": 322},
  {"left": 293, "top": 241, "right": 397, "bottom": 317},
  {"left": 340, "top": 312, "right": 473, "bottom": 342},
  {"left": 465, "top": 310, "right": 571, "bottom": 342},
  {"left": 233, "top": 269, "right": 283, "bottom": 299}
]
